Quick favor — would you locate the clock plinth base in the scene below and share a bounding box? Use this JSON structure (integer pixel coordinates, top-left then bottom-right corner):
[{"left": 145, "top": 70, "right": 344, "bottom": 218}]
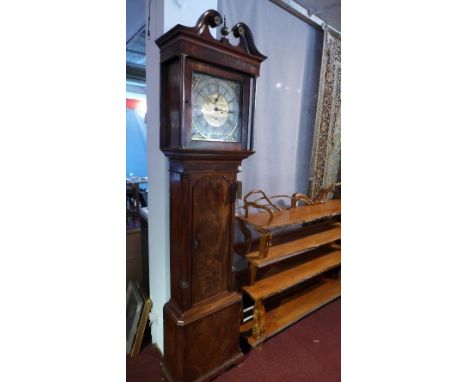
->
[{"left": 162, "top": 293, "right": 243, "bottom": 382}]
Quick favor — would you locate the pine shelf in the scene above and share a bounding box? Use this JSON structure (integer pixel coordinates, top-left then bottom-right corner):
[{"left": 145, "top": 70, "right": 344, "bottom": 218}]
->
[
  {"left": 237, "top": 199, "right": 341, "bottom": 233},
  {"left": 241, "top": 277, "right": 341, "bottom": 348},
  {"left": 245, "top": 223, "right": 341, "bottom": 269},
  {"left": 243, "top": 245, "right": 341, "bottom": 301}
]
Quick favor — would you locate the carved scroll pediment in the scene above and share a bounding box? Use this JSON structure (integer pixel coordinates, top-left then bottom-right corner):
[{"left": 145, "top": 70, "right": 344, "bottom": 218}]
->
[
  {"left": 231, "top": 22, "right": 265, "bottom": 58},
  {"left": 193, "top": 9, "right": 223, "bottom": 35},
  {"left": 156, "top": 9, "right": 266, "bottom": 62}
]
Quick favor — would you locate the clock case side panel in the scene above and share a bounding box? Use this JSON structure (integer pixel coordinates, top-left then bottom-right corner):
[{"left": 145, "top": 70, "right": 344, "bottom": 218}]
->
[
  {"left": 168, "top": 167, "right": 192, "bottom": 310},
  {"left": 160, "top": 58, "right": 183, "bottom": 150},
  {"left": 183, "top": 59, "right": 252, "bottom": 152}
]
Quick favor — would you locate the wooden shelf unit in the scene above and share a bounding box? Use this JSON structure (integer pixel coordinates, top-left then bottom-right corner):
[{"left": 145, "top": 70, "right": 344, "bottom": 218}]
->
[
  {"left": 240, "top": 277, "right": 341, "bottom": 347},
  {"left": 237, "top": 198, "right": 341, "bottom": 347}
]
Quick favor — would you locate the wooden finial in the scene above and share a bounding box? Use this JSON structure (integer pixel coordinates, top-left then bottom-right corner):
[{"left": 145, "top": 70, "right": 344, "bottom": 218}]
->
[{"left": 221, "top": 16, "right": 230, "bottom": 37}]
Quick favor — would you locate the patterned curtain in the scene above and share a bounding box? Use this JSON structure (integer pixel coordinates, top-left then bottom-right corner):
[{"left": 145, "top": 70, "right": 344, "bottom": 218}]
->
[{"left": 309, "top": 27, "right": 341, "bottom": 201}]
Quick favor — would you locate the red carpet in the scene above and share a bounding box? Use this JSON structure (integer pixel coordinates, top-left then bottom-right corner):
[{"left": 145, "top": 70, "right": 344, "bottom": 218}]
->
[{"left": 127, "top": 298, "right": 340, "bottom": 381}]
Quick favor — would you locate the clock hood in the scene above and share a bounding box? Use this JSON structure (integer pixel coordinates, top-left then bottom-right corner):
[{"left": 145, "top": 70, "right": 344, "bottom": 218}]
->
[{"left": 156, "top": 9, "right": 267, "bottom": 77}]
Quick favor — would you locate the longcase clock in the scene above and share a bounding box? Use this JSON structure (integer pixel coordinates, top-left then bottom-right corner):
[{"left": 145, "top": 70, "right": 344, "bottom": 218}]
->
[{"left": 156, "top": 10, "right": 266, "bottom": 382}]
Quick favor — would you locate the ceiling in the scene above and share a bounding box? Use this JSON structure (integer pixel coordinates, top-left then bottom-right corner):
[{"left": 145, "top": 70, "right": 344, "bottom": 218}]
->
[
  {"left": 127, "top": 27, "right": 146, "bottom": 68},
  {"left": 294, "top": 0, "right": 340, "bottom": 31},
  {"left": 127, "top": 0, "right": 146, "bottom": 43},
  {"left": 126, "top": 0, "right": 341, "bottom": 71}
]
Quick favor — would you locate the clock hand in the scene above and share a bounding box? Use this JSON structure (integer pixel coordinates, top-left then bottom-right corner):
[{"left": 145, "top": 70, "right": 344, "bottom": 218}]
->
[{"left": 214, "top": 107, "right": 234, "bottom": 114}]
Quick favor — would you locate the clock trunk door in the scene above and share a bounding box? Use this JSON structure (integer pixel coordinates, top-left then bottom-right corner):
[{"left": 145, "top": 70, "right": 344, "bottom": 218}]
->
[{"left": 191, "top": 174, "right": 234, "bottom": 305}]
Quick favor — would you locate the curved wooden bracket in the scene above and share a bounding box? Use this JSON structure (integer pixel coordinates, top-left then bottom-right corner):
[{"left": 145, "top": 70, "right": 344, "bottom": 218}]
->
[
  {"left": 194, "top": 9, "right": 223, "bottom": 34},
  {"left": 156, "top": 9, "right": 223, "bottom": 47},
  {"left": 242, "top": 189, "right": 290, "bottom": 223},
  {"left": 290, "top": 193, "right": 313, "bottom": 208},
  {"left": 242, "top": 189, "right": 321, "bottom": 223},
  {"left": 232, "top": 22, "right": 267, "bottom": 60}
]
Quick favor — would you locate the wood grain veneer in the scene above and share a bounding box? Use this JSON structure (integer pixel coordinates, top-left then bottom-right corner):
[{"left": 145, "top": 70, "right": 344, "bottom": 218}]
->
[{"left": 237, "top": 199, "right": 341, "bottom": 232}]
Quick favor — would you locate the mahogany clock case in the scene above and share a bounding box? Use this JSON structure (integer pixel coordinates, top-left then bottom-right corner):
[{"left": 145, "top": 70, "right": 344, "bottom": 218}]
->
[
  {"left": 161, "top": 141, "right": 245, "bottom": 382},
  {"left": 155, "top": 10, "right": 267, "bottom": 382}
]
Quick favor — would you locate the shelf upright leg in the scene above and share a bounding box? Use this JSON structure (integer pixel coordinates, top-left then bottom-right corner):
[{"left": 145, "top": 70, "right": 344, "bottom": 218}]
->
[
  {"left": 238, "top": 219, "right": 253, "bottom": 255},
  {"left": 249, "top": 264, "right": 258, "bottom": 285},
  {"left": 252, "top": 299, "right": 266, "bottom": 341},
  {"left": 258, "top": 232, "right": 272, "bottom": 259}
]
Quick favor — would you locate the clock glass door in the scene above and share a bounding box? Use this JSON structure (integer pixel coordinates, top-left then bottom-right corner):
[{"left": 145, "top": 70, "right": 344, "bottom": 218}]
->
[{"left": 191, "top": 72, "right": 242, "bottom": 143}]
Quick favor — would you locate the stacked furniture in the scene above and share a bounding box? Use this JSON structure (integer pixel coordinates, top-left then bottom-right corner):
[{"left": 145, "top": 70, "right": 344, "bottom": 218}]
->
[
  {"left": 236, "top": 191, "right": 341, "bottom": 347},
  {"left": 126, "top": 176, "right": 148, "bottom": 225}
]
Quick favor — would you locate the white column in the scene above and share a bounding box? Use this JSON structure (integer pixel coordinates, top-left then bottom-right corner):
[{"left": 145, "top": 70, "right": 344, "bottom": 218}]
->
[{"left": 146, "top": 0, "right": 218, "bottom": 352}]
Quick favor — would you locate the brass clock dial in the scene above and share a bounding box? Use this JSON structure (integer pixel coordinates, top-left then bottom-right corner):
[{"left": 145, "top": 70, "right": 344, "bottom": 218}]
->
[{"left": 191, "top": 72, "right": 241, "bottom": 142}]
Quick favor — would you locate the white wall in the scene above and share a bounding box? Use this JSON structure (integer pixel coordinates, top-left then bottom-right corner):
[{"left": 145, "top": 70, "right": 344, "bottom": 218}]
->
[
  {"left": 218, "top": 0, "right": 323, "bottom": 197},
  {"left": 146, "top": 0, "right": 217, "bottom": 353}
]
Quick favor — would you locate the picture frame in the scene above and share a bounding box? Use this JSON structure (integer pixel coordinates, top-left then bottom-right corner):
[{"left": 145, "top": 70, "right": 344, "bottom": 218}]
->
[
  {"left": 129, "top": 283, "right": 152, "bottom": 357},
  {"left": 126, "top": 281, "right": 144, "bottom": 354}
]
